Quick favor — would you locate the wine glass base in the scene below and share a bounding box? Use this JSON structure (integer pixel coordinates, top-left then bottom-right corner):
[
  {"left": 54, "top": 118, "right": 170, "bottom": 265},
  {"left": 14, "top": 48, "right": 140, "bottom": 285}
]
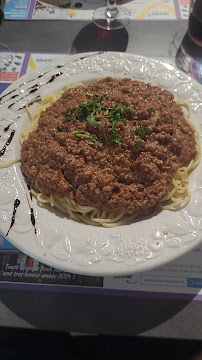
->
[
  {"left": 0, "top": 43, "right": 13, "bottom": 71},
  {"left": 93, "top": 6, "right": 130, "bottom": 30}
]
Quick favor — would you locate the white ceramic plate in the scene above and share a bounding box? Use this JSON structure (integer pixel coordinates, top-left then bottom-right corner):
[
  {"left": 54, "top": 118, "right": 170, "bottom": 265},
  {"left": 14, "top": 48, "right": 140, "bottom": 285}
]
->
[{"left": 0, "top": 51, "right": 202, "bottom": 276}]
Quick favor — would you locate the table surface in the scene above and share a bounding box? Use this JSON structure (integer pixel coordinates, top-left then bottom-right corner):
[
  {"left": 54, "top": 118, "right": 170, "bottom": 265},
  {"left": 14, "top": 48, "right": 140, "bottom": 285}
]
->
[{"left": 1, "top": 11, "right": 202, "bottom": 338}]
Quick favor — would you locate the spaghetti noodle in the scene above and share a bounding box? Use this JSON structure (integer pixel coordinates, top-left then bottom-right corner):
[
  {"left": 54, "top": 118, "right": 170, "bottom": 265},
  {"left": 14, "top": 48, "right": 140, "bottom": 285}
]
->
[{"left": 159, "top": 105, "right": 200, "bottom": 210}]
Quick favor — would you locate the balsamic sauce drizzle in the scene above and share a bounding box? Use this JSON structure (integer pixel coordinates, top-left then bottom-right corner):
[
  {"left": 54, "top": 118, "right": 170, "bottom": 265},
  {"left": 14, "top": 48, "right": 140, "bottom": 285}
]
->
[
  {"left": 0, "top": 88, "right": 18, "bottom": 102},
  {"left": 0, "top": 130, "right": 15, "bottom": 157},
  {"left": 0, "top": 122, "right": 14, "bottom": 139},
  {"left": 0, "top": 70, "right": 51, "bottom": 102},
  {"left": 25, "top": 184, "right": 37, "bottom": 235},
  {"left": 5, "top": 72, "right": 64, "bottom": 111},
  {"left": 5, "top": 186, "right": 37, "bottom": 236},
  {"left": 18, "top": 105, "right": 26, "bottom": 111},
  {"left": 30, "top": 207, "right": 36, "bottom": 234},
  {"left": 27, "top": 183, "right": 32, "bottom": 200},
  {"left": 6, "top": 199, "right": 20, "bottom": 236},
  {"left": 10, "top": 94, "right": 18, "bottom": 100},
  {"left": 6, "top": 184, "right": 37, "bottom": 236},
  {"left": 4, "top": 122, "right": 14, "bottom": 132},
  {"left": 27, "top": 84, "right": 40, "bottom": 94},
  {"left": 8, "top": 102, "right": 15, "bottom": 109},
  {"left": 47, "top": 72, "right": 63, "bottom": 84}
]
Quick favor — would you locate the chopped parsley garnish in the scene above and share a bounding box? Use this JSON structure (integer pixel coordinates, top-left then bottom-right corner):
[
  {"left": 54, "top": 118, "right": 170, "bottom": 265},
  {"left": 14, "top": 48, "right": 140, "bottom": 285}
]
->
[
  {"left": 113, "top": 138, "right": 123, "bottom": 147},
  {"left": 65, "top": 108, "right": 73, "bottom": 120},
  {"left": 99, "top": 136, "right": 105, "bottom": 143},
  {"left": 86, "top": 114, "right": 99, "bottom": 127},
  {"left": 88, "top": 134, "right": 105, "bottom": 145},
  {"left": 101, "top": 92, "right": 109, "bottom": 100},
  {"left": 78, "top": 101, "right": 93, "bottom": 119},
  {"left": 134, "top": 140, "right": 142, "bottom": 149},
  {"left": 79, "top": 93, "right": 109, "bottom": 120},
  {"left": 72, "top": 129, "right": 90, "bottom": 138},
  {"left": 88, "top": 134, "right": 98, "bottom": 145},
  {"left": 57, "top": 125, "right": 63, "bottom": 132},
  {"left": 124, "top": 105, "right": 133, "bottom": 114},
  {"left": 130, "top": 130, "right": 135, "bottom": 137},
  {"left": 91, "top": 134, "right": 98, "bottom": 143},
  {"left": 93, "top": 92, "right": 109, "bottom": 102},
  {"left": 105, "top": 103, "right": 133, "bottom": 147},
  {"left": 107, "top": 103, "right": 132, "bottom": 118},
  {"left": 148, "top": 107, "right": 156, "bottom": 113},
  {"left": 78, "top": 100, "right": 101, "bottom": 121},
  {"left": 72, "top": 93, "right": 134, "bottom": 148},
  {"left": 135, "top": 127, "right": 148, "bottom": 136}
]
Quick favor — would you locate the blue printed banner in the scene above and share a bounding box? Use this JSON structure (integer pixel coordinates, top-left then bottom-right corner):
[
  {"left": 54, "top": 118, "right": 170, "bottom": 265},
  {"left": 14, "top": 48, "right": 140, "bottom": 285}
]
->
[
  {"left": 0, "top": 235, "right": 16, "bottom": 250},
  {"left": 5, "top": 0, "right": 31, "bottom": 19},
  {"left": 187, "top": 278, "right": 202, "bottom": 288}
]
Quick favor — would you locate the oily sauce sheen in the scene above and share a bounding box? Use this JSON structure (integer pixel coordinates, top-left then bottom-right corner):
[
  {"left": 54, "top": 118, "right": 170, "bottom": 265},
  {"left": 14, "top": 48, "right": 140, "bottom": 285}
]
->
[{"left": 20, "top": 78, "right": 197, "bottom": 216}]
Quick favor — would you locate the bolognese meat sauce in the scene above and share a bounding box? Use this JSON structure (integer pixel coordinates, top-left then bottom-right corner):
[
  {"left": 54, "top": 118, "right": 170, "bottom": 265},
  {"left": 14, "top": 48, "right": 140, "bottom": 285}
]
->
[{"left": 21, "top": 77, "right": 197, "bottom": 216}]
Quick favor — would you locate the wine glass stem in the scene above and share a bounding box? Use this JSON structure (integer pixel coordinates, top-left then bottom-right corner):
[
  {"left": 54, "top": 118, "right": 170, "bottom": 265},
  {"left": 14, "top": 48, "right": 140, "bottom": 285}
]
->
[{"left": 106, "top": 0, "right": 118, "bottom": 19}]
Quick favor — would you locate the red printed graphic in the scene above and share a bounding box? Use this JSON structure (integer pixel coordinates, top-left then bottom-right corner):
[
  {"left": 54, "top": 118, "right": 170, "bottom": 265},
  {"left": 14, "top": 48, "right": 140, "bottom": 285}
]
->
[{"left": 0, "top": 72, "right": 19, "bottom": 82}]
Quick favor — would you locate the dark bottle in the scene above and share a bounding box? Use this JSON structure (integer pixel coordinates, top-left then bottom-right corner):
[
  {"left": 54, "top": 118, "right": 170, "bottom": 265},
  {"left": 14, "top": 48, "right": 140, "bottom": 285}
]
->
[
  {"left": 0, "top": 0, "right": 5, "bottom": 12},
  {"left": 188, "top": 0, "right": 202, "bottom": 47},
  {"left": 0, "top": 0, "right": 6, "bottom": 29}
]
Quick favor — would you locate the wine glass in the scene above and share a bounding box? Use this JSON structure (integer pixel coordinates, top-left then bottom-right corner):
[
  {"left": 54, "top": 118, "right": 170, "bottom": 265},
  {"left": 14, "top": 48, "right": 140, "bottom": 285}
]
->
[
  {"left": 93, "top": 0, "right": 130, "bottom": 30},
  {"left": 0, "top": 0, "right": 13, "bottom": 71}
]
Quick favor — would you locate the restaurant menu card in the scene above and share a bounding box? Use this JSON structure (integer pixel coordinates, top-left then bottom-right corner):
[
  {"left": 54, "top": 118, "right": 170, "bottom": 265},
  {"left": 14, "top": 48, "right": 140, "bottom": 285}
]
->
[
  {"left": 0, "top": 50, "right": 202, "bottom": 300},
  {"left": 5, "top": 0, "right": 190, "bottom": 21}
]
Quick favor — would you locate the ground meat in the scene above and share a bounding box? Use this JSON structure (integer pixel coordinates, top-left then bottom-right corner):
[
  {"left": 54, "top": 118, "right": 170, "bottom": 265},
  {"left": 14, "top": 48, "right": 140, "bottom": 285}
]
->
[{"left": 21, "top": 77, "right": 197, "bottom": 216}]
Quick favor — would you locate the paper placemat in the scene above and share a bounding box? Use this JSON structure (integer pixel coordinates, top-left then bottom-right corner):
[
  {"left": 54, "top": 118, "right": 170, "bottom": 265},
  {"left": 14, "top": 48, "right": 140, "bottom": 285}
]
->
[{"left": 5, "top": 0, "right": 190, "bottom": 21}]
